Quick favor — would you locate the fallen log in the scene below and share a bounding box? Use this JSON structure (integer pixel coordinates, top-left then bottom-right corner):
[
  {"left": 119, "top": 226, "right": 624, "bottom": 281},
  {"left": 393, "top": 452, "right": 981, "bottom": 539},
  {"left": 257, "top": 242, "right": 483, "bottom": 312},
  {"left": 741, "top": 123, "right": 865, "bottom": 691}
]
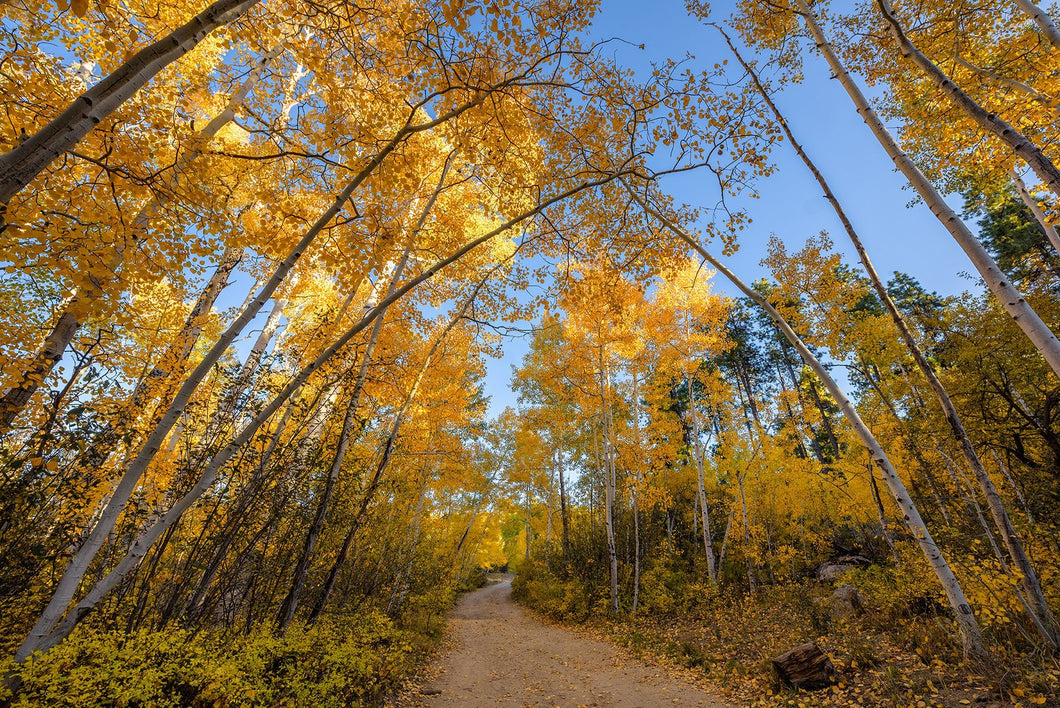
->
[{"left": 772, "top": 641, "right": 837, "bottom": 690}]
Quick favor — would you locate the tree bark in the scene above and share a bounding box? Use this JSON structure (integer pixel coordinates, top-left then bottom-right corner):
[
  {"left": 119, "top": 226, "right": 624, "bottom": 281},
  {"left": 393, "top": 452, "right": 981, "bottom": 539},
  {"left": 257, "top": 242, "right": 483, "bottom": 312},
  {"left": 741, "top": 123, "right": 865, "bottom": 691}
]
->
[
  {"left": 14, "top": 169, "right": 617, "bottom": 660},
  {"left": 1011, "top": 167, "right": 1060, "bottom": 256},
  {"left": 276, "top": 234, "right": 419, "bottom": 631},
  {"left": 686, "top": 367, "right": 717, "bottom": 583},
  {"left": 874, "top": 0, "right": 1060, "bottom": 200},
  {"left": 1011, "top": 0, "right": 1060, "bottom": 49},
  {"left": 0, "top": 0, "right": 263, "bottom": 206},
  {"left": 597, "top": 351, "right": 620, "bottom": 614}
]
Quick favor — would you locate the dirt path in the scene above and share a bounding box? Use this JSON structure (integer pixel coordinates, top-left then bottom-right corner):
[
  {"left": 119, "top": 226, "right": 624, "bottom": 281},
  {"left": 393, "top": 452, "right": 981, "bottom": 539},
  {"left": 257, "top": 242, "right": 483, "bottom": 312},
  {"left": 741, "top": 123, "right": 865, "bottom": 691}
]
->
[{"left": 398, "top": 579, "right": 731, "bottom": 707}]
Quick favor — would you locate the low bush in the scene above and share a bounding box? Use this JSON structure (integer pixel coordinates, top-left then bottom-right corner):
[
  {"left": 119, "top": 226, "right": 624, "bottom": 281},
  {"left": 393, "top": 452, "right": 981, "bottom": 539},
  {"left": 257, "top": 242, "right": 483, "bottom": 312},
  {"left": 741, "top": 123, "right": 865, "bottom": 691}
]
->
[{"left": 0, "top": 610, "right": 423, "bottom": 707}]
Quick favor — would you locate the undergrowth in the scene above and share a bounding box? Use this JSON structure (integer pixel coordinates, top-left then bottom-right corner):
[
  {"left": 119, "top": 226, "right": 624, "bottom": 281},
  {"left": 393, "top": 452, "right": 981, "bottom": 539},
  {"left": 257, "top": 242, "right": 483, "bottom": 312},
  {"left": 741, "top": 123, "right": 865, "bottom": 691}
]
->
[{"left": 513, "top": 558, "right": 1060, "bottom": 707}]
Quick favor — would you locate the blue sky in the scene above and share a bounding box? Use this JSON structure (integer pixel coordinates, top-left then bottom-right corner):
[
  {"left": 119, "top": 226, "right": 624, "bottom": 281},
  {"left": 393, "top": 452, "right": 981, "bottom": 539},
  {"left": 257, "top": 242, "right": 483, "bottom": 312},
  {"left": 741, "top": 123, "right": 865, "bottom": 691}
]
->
[{"left": 479, "top": 0, "right": 980, "bottom": 417}]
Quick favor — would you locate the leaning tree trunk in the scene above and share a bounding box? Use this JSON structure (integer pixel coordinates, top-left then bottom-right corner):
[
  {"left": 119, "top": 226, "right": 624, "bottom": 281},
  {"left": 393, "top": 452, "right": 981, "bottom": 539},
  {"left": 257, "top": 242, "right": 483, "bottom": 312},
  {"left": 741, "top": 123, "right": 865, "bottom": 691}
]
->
[
  {"left": 1011, "top": 167, "right": 1060, "bottom": 256},
  {"left": 0, "top": 39, "right": 284, "bottom": 436},
  {"left": 306, "top": 281, "right": 487, "bottom": 622},
  {"left": 687, "top": 367, "right": 717, "bottom": 583},
  {"left": 276, "top": 244, "right": 415, "bottom": 631},
  {"left": 791, "top": 0, "right": 1060, "bottom": 380},
  {"left": 1011, "top": 0, "right": 1060, "bottom": 49},
  {"left": 628, "top": 186, "right": 990, "bottom": 661},
  {"left": 74, "top": 245, "right": 245, "bottom": 476},
  {"left": 722, "top": 26, "right": 1059, "bottom": 648},
  {"left": 874, "top": 0, "right": 1060, "bottom": 201},
  {"left": 0, "top": 0, "right": 263, "bottom": 206},
  {"left": 275, "top": 160, "right": 450, "bottom": 630}
]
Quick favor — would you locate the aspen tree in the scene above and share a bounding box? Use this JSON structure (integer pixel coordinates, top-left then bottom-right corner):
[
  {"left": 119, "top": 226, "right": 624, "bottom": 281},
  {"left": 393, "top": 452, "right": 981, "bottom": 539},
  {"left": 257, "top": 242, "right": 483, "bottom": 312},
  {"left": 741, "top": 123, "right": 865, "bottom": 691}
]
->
[
  {"left": 787, "top": 0, "right": 1060, "bottom": 379},
  {"left": 628, "top": 185, "right": 991, "bottom": 661},
  {"left": 720, "top": 25, "right": 1060, "bottom": 647},
  {"left": 276, "top": 173, "right": 443, "bottom": 629},
  {"left": 872, "top": 0, "right": 1060, "bottom": 202},
  {"left": 1012, "top": 0, "right": 1060, "bottom": 49},
  {"left": 14, "top": 171, "right": 623, "bottom": 660},
  {"left": 0, "top": 0, "right": 264, "bottom": 206},
  {"left": 0, "top": 40, "right": 284, "bottom": 433}
]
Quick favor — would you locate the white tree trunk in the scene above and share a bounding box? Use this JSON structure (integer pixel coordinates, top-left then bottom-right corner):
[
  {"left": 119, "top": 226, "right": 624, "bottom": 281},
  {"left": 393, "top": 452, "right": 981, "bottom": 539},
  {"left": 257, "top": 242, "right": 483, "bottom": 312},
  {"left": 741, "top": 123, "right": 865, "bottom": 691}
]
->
[
  {"left": 722, "top": 25, "right": 1059, "bottom": 647},
  {"left": 1012, "top": 0, "right": 1060, "bottom": 49},
  {"left": 1011, "top": 167, "right": 1060, "bottom": 256},
  {"left": 686, "top": 368, "right": 717, "bottom": 583},
  {"left": 0, "top": 41, "right": 282, "bottom": 433},
  {"left": 14, "top": 173, "right": 617, "bottom": 660},
  {"left": 875, "top": 0, "right": 1060, "bottom": 200},
  {"left": 0, "top": 0, "right": 263, "bottom": 205}
]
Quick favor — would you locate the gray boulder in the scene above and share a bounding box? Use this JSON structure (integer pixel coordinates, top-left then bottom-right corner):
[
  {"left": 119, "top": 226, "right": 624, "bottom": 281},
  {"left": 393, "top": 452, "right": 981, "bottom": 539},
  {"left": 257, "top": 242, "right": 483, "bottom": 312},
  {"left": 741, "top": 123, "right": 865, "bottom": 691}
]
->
[{"left": 828, "top": 583, "right": 867, "bottom": 620}]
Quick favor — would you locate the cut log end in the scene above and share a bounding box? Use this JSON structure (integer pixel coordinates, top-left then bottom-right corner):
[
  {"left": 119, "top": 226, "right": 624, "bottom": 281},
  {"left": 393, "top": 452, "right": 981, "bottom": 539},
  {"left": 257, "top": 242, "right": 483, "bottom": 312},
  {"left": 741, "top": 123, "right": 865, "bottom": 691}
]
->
[{"left": 772, "top": 641, "right": 837, "bottom": 691}]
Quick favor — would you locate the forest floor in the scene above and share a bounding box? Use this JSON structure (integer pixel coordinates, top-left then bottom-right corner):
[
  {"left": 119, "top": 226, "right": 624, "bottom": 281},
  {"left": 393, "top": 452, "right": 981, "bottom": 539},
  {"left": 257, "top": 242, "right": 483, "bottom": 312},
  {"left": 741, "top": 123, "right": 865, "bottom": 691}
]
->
[{"left": 392, "top": 576, "right": 731, "bottom": 707}]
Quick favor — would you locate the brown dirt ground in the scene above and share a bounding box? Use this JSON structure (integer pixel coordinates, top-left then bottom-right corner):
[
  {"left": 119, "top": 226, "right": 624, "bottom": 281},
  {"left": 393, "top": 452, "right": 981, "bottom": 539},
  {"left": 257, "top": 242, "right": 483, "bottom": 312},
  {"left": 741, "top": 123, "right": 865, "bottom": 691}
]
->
[{"left": 393, "top": 578, "right": 732, "bottom": 707}]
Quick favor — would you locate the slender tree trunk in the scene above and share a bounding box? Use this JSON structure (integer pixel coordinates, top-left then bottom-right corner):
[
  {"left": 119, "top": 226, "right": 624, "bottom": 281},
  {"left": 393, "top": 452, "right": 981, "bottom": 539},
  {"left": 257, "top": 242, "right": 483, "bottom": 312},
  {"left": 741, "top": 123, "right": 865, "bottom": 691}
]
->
[
  {"left": 629, "top": 186, "right": 990, "bottom": 661},
  {"left": 736, "top": 467, "right": 756, "bottom": 593},
  {"left": 874, "top": 0, "right": 1060, "bottom": 200},
  {"left": 387, "top": 481, "right": 428, "bottom": 617},
  {"left": 557, "top": 448, "right": 570, "bottom": 555},
  {"left": 721, "top": 26, "right": 1059, "bottom": 647},
  {"left": 307, "top": 273, "right": 494, "bottom": 622},
  {"left": 180, "top": 393, "right": 300, "bottom": 621},
  {"left": 806, "top": 377, "right": 840, "bottom": 460},
  {"left": 631, "top": 371, "right": 645, "bottom": 612},
  {"left": 597, "top": 350, "right": 619, "bottom": 614},
  {"left": 1011, "top": 167, "right": 1060, "bottom": 256},
  {"left": 791, "top": 0, "right": 1060, "bottom": 380},
  {"left": 774, "top": 358, "right": 811, "bottom": 458},
  {"left": 868, "top": 464, "right": 901, "bottom": 564},
  {"left": 953, "top": 55, "right": 1060, "bottom": 112},
  {"left": 1011, "top": 0, "right": 1060, "bottom": 49},
  {"left": 75, "top": 245, "right": 245, "bottom": 475},
  {"left": 718, "top": 507, "right": 735, "bottom": 570},
  {"left": 0, "top": 310, "right": 79, "bottom": 435},
  {"left": 0, "top": 0, "right": 264, "bottom": 206},
  {"left": 687, "top": 368, "right": 717, "bottom": 583},
  {"left": 275, "top": 233, "right": 421, "bottom": 631}
]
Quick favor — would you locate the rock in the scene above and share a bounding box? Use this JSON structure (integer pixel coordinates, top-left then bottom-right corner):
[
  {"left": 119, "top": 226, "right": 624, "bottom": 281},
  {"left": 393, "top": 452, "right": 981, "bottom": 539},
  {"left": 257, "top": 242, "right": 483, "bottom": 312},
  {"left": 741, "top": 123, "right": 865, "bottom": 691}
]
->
[
  {"left": 837, "top": 554, "right": 871, "bottom": 567},
  {"left": 815, "top": 556, "right": 870, "bottom": 581},
  {"left": 816, "top": 563, "right": 855, "bottom": 582},
  {"left": 828, "top": 583, "right": 867, "bottom": 620},
  {"left": 772, "top": 642, "right": 837, "bottom": 690}
]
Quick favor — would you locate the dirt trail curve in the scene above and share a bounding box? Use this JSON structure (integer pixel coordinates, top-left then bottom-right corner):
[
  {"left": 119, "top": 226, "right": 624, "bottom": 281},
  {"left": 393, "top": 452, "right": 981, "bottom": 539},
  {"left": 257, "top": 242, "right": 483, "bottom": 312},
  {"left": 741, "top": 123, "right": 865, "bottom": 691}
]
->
[{"left": 396, "top": 578, "right": 732, "bottom": 707}]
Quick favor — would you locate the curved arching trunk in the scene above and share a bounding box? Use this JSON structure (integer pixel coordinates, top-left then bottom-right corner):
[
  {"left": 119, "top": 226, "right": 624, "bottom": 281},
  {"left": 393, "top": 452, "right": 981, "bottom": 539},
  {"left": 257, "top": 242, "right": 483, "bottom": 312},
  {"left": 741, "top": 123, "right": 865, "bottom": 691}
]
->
[
  {"left": 0, "top": 41, "right": 283, "bottom": 435},
  {"left": 874, "top": 0, "right": 1060, "bottom": 201}
]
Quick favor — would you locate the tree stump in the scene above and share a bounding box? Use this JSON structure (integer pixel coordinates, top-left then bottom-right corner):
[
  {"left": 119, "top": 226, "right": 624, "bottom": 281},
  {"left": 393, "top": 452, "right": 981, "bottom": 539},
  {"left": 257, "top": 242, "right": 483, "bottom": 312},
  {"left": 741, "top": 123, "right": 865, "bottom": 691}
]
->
[{"left": 772, "top": 642, "right": 837, "bottom": 690}]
